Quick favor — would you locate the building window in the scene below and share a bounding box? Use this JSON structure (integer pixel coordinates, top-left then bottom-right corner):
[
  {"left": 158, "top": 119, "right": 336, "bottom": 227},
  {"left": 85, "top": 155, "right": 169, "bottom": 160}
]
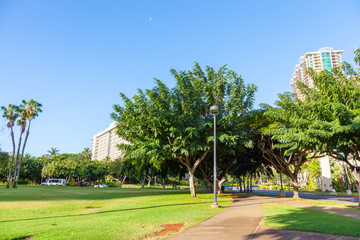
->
[{"left": 321, "top": 52, "right": 332, "bottom": 71}]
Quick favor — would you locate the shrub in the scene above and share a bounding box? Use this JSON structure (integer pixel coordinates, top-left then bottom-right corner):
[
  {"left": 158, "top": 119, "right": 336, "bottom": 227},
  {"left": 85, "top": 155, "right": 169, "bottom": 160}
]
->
[{"left": 17, "top": 180, "right": 29, "bottom": 185}]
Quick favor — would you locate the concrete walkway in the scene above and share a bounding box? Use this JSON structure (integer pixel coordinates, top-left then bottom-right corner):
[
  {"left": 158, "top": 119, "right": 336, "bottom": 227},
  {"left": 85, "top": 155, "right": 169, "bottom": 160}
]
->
[{"left": 168, "top": 194, "right": 360, "bottom": 240}]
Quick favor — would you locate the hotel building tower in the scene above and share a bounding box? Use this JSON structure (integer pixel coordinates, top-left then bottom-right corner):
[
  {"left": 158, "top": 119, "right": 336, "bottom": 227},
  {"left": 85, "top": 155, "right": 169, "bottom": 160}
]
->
[
  {"left": 91, "top": 122, "right": 127, "bottom": 161},
  {"left": 290, "top": 47, "right": 344, "bottom": 100}
]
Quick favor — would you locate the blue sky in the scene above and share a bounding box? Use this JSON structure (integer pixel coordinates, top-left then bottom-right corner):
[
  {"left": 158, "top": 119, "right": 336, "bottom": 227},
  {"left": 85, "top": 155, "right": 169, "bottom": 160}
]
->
[{"left": 0, "top": 0, "right": 360, "bottom": 156}]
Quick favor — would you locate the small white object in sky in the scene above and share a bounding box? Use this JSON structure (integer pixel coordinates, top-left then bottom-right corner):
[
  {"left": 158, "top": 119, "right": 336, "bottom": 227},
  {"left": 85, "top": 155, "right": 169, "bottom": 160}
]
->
[{"left": 149, "top": 17, "right": 152, "bottom": 21}]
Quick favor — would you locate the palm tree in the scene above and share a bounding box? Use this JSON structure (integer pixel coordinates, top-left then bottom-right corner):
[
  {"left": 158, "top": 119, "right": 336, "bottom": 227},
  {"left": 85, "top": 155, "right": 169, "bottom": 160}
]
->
[
  {"left": 12, "top": 110, "right": 26, "bottom": 188},
  {"left": 1, "top": 104, "right": 19, "bottom": 188},
  {"left": 47, "top": 147, "right": 59, "bottom": 158},
  {"left": 13, "top": 99, "right": 42, "bottom": 188},
  {"left": 81, "top": 148, "right": 91, "bottom": 160}
]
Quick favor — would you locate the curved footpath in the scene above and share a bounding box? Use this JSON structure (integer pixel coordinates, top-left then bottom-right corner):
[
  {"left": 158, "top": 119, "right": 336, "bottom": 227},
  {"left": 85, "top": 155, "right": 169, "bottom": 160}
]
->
[{"left": 168, "top": 194, "right": 360, "bottom": 240}]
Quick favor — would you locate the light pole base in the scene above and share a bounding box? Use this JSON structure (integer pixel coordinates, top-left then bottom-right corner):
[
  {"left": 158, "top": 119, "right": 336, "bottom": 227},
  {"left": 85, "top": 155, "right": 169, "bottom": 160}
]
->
[
  {"left": 211, "top": 203, "right": 220, "bottom": 208},
  {"left": 279, "top": 189, "right": 285, "bottom": 197}
]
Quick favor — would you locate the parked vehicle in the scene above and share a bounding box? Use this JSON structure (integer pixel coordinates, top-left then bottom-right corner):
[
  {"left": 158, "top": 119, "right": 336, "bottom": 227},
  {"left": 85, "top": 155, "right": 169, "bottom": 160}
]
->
[
  {"left": 94, "top": 184, "right": 108, "bottom": 188},
  {"left": 41, "top": 178, "right": 66, "bottom": 186},
  {"left": 222, "top": 184, "right": 232, "bottom": 191}
]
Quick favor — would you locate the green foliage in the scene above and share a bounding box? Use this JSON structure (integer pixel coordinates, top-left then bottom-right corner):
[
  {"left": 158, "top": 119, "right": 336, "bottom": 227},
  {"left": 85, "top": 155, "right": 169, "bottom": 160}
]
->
[
  {"left": 354, "top": 47, "right": 360, "bottom": 67},
  {"left": 19, "top": 154, "right": 42, "bottom": 183},
  {"left": 112, "top": 63, "right": 257, "bottom": 196},
  {"left": 252, "top": 54, "right": 360, "bottom": 198},
  {"left": 0, "top": 150, "right": 10, "bottom": 180},
  {"left": 17, "top": 180, "right": 29, "bottom": 185}
]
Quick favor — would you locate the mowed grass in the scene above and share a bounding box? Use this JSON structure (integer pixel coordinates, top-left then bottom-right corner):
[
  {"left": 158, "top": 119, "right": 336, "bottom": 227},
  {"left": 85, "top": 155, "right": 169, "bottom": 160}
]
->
[
  {"left": 261, "top": 203, "right": 360, "bottom": 238},
  {"left": 0, "top": 186, "right": 232, "bottom": 240}
]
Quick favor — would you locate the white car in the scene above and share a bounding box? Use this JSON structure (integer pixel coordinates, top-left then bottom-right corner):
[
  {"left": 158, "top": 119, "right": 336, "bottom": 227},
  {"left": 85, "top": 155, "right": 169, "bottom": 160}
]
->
[
  {"left": 222, "top": 184, "right": 232, "bottom": 191},
  {"left": 94, "top": 184, "right": 108, "bottom": 188},
  {"left": 41, "top": 178, "right": 66, "bottom": 186}
]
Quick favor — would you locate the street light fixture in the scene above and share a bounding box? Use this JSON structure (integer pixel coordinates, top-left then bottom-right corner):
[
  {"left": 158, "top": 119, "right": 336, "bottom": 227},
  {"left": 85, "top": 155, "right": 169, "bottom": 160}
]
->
[{"left": 210, "top": 105, "right": 219, "bottom": 208}]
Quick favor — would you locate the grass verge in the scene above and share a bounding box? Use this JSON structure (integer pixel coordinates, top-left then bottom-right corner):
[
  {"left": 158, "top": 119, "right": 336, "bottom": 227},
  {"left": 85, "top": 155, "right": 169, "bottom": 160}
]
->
[
  {"left": 0, "top": 186, "right": 232, "bottom": 240},
  {"left": 261, "top": 203, "right": 360, "bottom": 238},
  {"left": 300, "top": 190, "right": 359, "bottom": 196}
]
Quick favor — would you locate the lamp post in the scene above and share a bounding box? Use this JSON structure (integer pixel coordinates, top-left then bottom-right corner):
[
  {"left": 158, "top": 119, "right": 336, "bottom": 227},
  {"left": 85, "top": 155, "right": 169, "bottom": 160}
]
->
[
  {"left": 210, "top": 105, "right": 219, "bottom": 208},
  {"left": 280, "top": 172, "right": 285, "bottom": 197}
]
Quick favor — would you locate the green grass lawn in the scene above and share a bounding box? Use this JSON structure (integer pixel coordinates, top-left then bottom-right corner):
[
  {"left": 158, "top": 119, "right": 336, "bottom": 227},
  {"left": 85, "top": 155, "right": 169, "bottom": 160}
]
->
[
  {"left": 0, "top": 185, "right": 232, "bottom": 240},
  {"left": 300, "top": 190, "right": 360, "bottom": 196},
  {"left": 261, "top": 203, "right": 360, "bottom": 238},
  {"left": 293, "top": 198, "right": 360, "bottom": 209}
]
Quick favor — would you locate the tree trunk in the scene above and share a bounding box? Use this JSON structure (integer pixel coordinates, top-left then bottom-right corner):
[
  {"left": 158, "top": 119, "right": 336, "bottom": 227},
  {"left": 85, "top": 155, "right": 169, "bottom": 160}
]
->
[
  {"left": 242, "top": 176, "right": 246, "bottom": 192},
  {"left": 6, "top": 127, "right": 16, "bottom": 188},
  {"left": 12, "top": 130, "right": 24, "bottom": 188},
  {"left": 250, "top": 174, "right": 253, "bottom": 192},
  {"left": 217, "top": 176, "right": 226, "bottom": 194},
  {"left": 188, "top": 170, "right": 196, "bottom": 197},
  {"left": 147, "top": 176, "right": 151, "bottom": 187},
  {"left": 14, "top": 121, "right": 32, "bottom": 188},
  {"left": 140, "top": 176, "right": 146, "bottom": 188},
  {"left": 162, "top": 178, "right": 166, "bottom": 189},
  {"left": 293, "top": 180, "right": 300, "bottom": 199},
  {"left": 339, "top": 161, "right": 351, "bottom": 191},
  {"left": 357, "top": 182, "right": 360, "bottom": 207},
  {"left": 350, "top": 168, "right": 360, "bottom": 207},
  {"left": 120, "top": 175, "right": 127, "bottom": 188},
  {"left": 238, "top": 178, "right": 242, "bottom": 192}
]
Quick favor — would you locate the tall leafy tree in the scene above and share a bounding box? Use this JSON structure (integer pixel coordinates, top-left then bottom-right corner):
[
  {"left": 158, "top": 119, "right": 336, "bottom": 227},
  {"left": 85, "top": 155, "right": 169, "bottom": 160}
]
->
[
  {"left": 13, "top": 99, "right": 42, "bottom": 188},
  {"left": 1, "top": 104, "right": 19, "bottom": 188},
  {"left": 293, "top": 67, "right": 360, "bottom": 205},
  {"left": 112, "top": 63, "right": 256, "bottom": 197},
  {"left": 266, "top": 59, "right": 360, "bottom": 204},
  {"left": 251, "top": 105, "right": 320, "bottom": 199}
]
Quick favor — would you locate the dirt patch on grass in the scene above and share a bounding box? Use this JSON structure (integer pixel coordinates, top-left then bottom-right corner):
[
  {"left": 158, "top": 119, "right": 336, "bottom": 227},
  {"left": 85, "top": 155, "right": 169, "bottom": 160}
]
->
[
  {"left": 148, "top": 223, "right": 184, "bottom": 237},
  {"left": 85, "top": 206, "right": 101, "bottom": 209}
]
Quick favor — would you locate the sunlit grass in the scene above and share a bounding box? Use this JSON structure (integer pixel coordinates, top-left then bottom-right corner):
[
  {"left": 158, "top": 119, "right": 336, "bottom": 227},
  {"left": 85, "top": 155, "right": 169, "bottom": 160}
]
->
[
  {"left": 0, "top": 186, "right": 232, "bottom": 240},
  {"left": 261, "top": 203, "right": 360, "bottom": 237}
]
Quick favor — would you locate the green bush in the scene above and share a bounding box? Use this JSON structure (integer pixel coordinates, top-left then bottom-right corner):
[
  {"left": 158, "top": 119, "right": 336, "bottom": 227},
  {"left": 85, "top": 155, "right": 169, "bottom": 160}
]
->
[
  {"left": 17, "top": 180, "right": 28, "bottom": 185},
  {"left": 102, "top": 180, "right": 120, "bottom": 187}
]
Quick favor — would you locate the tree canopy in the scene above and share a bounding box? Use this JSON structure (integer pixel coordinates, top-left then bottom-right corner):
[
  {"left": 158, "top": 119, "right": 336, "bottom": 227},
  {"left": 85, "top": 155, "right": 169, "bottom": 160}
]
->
[{"left": 112, "top": 63, "right": 257, "bottom": 197}]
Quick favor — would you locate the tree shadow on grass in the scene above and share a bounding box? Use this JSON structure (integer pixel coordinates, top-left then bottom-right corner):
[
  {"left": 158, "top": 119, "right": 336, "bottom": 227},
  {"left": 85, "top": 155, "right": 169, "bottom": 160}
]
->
[
  {"left": 0, "top": 186, "right": 197, "bottom": 201},
  {"left": 250, "top": 204, "right": 360, "bottom": 239},
  {"left": 0, "top": 201, "right": 206, "bottom": 224},
  {"left": 252, "top": 227, "right": 360, "bottom": 240},
  {"left": 11, "top": 236, "right": 33, "bottom": 240}
]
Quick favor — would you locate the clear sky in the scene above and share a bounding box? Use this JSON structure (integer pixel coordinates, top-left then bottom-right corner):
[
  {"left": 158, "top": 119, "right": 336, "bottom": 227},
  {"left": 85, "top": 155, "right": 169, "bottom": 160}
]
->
[{"left": 0, "top": 0, "right": 360, "bottom": 157}]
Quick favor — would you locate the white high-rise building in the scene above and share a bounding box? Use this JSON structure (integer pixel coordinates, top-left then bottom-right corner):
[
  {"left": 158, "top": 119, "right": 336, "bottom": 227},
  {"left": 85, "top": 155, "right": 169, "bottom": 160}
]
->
[
  {"left": 91, "top": 122, "right": 127, "bottom": 161},
  {"left": 290, "top": 47, "right": 344, "bottom": 100}
]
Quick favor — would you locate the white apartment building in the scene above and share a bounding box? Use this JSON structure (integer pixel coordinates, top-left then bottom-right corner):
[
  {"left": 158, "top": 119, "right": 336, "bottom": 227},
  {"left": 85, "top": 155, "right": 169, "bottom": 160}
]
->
[
  {"left": 91, "top": 122, "right": 127, "bottom": 161},
  {"left": 290, "top": 47, "right": 344, "bottom": 100}
]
